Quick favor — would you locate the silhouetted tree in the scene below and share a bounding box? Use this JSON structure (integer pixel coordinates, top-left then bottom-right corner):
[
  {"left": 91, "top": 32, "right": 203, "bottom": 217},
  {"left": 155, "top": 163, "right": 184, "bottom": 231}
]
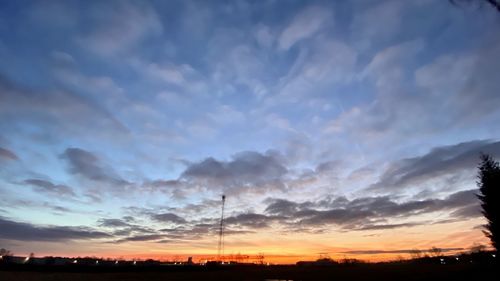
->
[
  {"left": 450, "top": 0, "right": 500, "bottom": 12},
  {"left": 409, "top": 249, "right": 423, "bottom": 260},
  {"left": 256, "top": 252, "right": 265, "bottom": 265},
  {"left": 0, "top": 248, "right": 12, "bottom": 256},
  {"left": 469, "top": 243, "right": 487, "bottom": 253},
  {"left": 429, "top": 247, "right": 443, "bottom": 257},
  {"left": 477, "top": 154, "right": 500, "bottom": 253}
]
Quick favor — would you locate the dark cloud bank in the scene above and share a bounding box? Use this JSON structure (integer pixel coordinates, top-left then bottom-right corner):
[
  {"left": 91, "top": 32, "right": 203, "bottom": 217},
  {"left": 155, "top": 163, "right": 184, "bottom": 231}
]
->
[
  {"left": 0, "top": 187, "right": 481, "bottom": 244},
  {"left": 0, "top": 217, "right": 109, "bottom": 242},
  {"left": 264, "top": 188, "right": 480, "bottom": 230}
]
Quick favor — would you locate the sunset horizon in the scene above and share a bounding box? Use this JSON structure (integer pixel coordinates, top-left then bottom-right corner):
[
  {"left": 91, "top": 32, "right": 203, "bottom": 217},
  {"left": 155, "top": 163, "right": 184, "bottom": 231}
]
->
[{"left": 1, "top": 0, "right": 499, "bottom": 272}]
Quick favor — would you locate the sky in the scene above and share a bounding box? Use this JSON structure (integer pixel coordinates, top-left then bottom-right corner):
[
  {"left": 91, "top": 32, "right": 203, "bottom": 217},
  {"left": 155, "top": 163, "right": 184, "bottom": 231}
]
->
[{"left": 0, "top": 0, "right": 500, "bottom": 263}]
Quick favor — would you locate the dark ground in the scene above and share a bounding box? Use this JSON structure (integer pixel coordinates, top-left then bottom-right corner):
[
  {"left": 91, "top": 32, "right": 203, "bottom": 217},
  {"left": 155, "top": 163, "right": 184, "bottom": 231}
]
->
[{"left": 0, "top": 263, "right": 497, "bottom": 281}]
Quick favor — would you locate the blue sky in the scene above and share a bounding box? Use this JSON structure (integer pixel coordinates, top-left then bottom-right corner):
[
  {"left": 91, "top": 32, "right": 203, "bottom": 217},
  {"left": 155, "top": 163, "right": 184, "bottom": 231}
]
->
[{"left": 0, "top": 0, "right": 499, "bottom": 261}]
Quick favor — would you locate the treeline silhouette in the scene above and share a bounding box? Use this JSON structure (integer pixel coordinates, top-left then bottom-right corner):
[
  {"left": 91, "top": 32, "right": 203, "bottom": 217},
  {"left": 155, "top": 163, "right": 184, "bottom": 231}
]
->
[
  {"left": 0, "top": 250, "right": 497, "bottom": 281},
  {"left": 0, "top": 248, "right": 496, "bottom": 270}
]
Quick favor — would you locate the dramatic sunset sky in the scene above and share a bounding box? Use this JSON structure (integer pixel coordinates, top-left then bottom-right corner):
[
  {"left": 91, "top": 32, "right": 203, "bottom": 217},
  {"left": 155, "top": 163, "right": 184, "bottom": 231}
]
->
[{"left": 0, "top": 0, "right": 499, "bottom": 263}]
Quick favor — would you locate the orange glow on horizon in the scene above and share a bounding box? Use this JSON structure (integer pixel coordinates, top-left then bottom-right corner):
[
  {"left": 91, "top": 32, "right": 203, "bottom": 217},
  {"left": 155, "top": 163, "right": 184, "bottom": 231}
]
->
[
  {"left": 8, "top": 218, "right": 488, "bottom": 264},
  {"left": 16, "top": 226, "right": 489, "bottom": 264}
]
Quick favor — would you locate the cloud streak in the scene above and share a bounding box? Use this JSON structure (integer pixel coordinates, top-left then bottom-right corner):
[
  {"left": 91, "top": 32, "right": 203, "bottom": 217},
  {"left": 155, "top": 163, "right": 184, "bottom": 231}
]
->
[
  {"left": 23, "top": 179, "right": 76, "bottom": 197},
  {"left": 341, "top": 247, "right": 464, "bottom": 255},
  {"left": 265, "top": 189, "right": 480, "bottom": 230},
  {"left": 60, "top": 148, "right": 128, "bottom": 185},
  {"left": 279, "top": 6, "right": 332, "bottom": 50},
  {"left": 0, "top": 216, "right": 110, "bottom": 242},
  {"left": 369, "top": 140, "right": 500, "bottom": 191},
  {"left": 0, "top": 147, "right": 18, "bottom": 160},
  {"left": 0, "top": 74, "right": 128, "bottom": 138}
]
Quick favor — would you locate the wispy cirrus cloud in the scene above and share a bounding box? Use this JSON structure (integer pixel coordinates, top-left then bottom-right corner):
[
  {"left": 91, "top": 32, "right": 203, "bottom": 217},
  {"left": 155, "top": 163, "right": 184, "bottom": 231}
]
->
[
  {"left": 76, "top": 0, "right": 162, "bottom": 56},
  {"left": 278, "top": 6, "right": 333, "bottom": 50}
]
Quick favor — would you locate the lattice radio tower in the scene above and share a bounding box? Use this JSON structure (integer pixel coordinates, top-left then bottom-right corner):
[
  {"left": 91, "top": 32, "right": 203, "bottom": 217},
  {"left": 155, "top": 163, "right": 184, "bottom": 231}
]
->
[{"left": 217, "top": 194, "right": 226, "bottom": 261}]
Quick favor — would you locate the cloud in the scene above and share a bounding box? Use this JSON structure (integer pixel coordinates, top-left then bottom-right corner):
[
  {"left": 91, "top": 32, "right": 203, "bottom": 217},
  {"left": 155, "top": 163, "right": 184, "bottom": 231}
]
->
[
  {"left": 60, "top": 147, "right": 128, "bottom": 185},
  {"left": 450, "top": 204, "right": 481, "bottom": 219},
  {"left": 276, "top": 38, "right": 357, "bottom": 101},
  {"left": 254, "top": 24, "right": 274, "bottom": 48},
  {"left": 0, "top": 216, "right": 110, "bottom": 241},
  {"left": 151, "top": 213, "right": 186, "bottom": 224},
  {"left": 264, "top": 199, "right": 311, "bottom": 216},
  {"left": 114, "top": 234, "right": 164, "bottom": 243},
  {"left": 0, "top": 74, "right": 128, "bottom": 139},
  {"left": 350, "top": 0, "right": 403, "bottom": 50},
  {"left": 278, "top": 6, "right": 332, "bottom": 50},
  {"left": 207, "top": 105, "right": 245, "bottom": 126},
  {"left": 341, "top": 247, "right": 464, "bottom": 255},
  {"left": 225, "top": 213, "right": 282, "bottom": 229},
  {"left": 369, "top": 140, "right": 500, "bottom": 191},
  {"left": 315, "top": 160, "right": 343, "bottom": 174},
  {"left": 295, "top": 208, "right": 374, "bottom": 227},
  {"left": 415, "top": 54, "right": 475, "bottom": 95},
  {"left": 455, "top": 36, "right": 500, "bottom": 118},
  {"left": 0, "top": 147, "right": 18, "bottom": 160},
  {"left": 181, "top": 151, "right": 288, "bottom": 194},
  {"left": 140, "top": 62, "right": 198, "bottom": 86},
  {"left": 210, "top": 43, "right": 269, "bottom": 98},
  {"left": 159, "top": 223, "right": 253, "bottom": 240},
  {"left": 355, "top": 222, "right": 422, "bottom": 231},
  {"left": 97, "top": 217, "right": 156, "bottom": 239},
  {"left": 1, "top": 186, "right": 474, "bottom": 244},
  {"left": 327, "top": 33, "right": 500, "bottom": 144},
  {"left": 362, "top": 39, "right": 424, "bottom": 88},
  {"left": 415, "top": 36, "right": 500, "bottom": 122},
  {"left": 23, "top": 179, "right": 76, "bottom": 197},
  {"left": 97, "top": 218, "right": 131, "bottom": 228},
  {"left": 77, "top": 1, "right": 162, "bottom": 56},
  {"left": 176, "top": 199, "right": 222, "bottom": 214},
  {"left": 324, "top": 40, "right": 424, "bottom": 139},
  {"left": 265, "top": 113, "right": 293, "bottom": 131},
  {"left": 0, "top": 198, "right": 74, "bottom": 215},
  {"left": 142, "top": 179, "right": 187, "bottom": 199},
  {"left": 26, "top": 0, "right": 78, "bottom": 29},
  {"left": 118, "top": 206, "right": 258, "bottom": 241},
  {"left": 264, "top": 189, "right": 480, "bottom": 230},
  {"left": 146, "top": 179, "right": 185, "bottom": 195}
]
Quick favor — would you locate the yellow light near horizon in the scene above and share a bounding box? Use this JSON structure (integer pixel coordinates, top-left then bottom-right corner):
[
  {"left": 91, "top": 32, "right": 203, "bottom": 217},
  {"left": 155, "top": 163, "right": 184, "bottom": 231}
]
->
[{"left": 14, "top": 217, "right": 489, "bottom": 264}]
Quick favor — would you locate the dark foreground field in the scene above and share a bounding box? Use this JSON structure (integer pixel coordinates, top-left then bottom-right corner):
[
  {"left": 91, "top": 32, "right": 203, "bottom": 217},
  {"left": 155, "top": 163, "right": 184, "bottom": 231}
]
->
[{"left": 0, "top": 263, "right": 497, "bottom": 281}]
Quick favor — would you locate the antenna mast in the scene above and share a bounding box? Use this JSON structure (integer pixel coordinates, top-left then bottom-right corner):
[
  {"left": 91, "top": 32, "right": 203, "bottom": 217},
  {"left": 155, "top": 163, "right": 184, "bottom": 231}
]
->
[{"left": 217, "top": 194, "right": 226, "bottom": 261}]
